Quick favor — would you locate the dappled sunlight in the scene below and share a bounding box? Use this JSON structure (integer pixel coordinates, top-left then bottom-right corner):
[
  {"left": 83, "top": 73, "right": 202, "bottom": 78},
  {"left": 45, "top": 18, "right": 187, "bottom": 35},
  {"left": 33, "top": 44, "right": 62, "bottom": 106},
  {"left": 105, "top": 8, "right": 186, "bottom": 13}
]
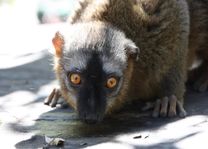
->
[
  {"left": 164, "top": 115, "right": 208, "bottom": 129},
  {"left": 176, "top": 129, "right": 208, "bottom": 149},
  {"left": 90, "top": 115, "right": 208, "bottom": 148},
  {"left": 0, "top": 81, "right": 56, "bottom": 123},
  {"left": 0, "top": 78, "right": 59, "bottom": 149},
  {"left": 110, "top": 132, "right": 200, "bottom": 149},
  {"left": 0, "top": 84, "right": 52, "bottom": 123},
  {"left": 85, "top": 142, "right": 135, "bottom": 149},
  {"left": 0, "top": 50, "right": 46, "bottom": 69}
]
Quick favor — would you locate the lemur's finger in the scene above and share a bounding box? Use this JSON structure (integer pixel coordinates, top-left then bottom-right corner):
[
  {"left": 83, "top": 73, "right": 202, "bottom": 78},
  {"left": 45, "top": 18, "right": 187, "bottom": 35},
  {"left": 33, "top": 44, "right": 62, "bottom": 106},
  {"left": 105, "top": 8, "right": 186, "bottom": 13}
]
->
[
  {"left": 50, "top": 89, "right": 61, "bottom": 107},
  {"left": 160, "top": 97, "right": 169, "bottom": 117},
  {"left": 168, "top": 95, "right": 177, "bottom": 117},
  {"left": 152, "top": 99, "right": 161, "bottom": 118},
  {"left": 44, "top": 88, "right": 56, "bottom": 105},
  {"left": 177, "top": 100, "right": 187, "bottom": 118}
]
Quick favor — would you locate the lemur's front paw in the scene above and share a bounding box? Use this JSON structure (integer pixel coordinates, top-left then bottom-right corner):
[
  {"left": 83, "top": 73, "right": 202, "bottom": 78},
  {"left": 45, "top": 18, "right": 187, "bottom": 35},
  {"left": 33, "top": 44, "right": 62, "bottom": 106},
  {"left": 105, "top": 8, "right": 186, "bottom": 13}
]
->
[
  {"left": 152, "top": 95, "right": 187, "bottom": 118},
  {"left": 44, "top": 88, "right": 62, "bottom": 107}
]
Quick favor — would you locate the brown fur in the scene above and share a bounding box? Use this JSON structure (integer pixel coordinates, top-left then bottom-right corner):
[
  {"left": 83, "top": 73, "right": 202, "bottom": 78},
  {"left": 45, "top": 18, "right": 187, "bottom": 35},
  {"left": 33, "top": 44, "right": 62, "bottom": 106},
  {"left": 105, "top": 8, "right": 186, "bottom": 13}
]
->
[
  {"left": 52, "top": 0, "right": 208, "bottom": 116},
  {"left": 187, "top": 0, "right": 208, "bottom": 65},
  {"left": 186, "top": 0, "right": 208, "bottom": 92},
  {"left": 107, "top": 58, "right": 135, "bottom": 114}
]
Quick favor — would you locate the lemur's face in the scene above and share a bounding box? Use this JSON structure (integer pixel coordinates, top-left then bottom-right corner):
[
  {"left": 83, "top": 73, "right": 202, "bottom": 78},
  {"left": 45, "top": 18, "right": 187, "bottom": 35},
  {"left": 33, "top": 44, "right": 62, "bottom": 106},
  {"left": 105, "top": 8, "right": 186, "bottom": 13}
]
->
[
  {"left": 53, "top": 22, "right": 139, "bottom": 123},
  {"left": 62, "top": 50, "right": 124, "bottom": 123}
]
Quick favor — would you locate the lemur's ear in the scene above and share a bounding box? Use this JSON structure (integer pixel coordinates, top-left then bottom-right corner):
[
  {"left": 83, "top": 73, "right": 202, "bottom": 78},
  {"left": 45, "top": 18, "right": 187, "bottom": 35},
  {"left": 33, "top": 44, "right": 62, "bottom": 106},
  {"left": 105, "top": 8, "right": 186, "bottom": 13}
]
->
[
  {"left": 52, "top": 32, "right": 64, "bottom": 57},
  {"left": 125, "top": 41, "right": 140, "bottom": 61}
]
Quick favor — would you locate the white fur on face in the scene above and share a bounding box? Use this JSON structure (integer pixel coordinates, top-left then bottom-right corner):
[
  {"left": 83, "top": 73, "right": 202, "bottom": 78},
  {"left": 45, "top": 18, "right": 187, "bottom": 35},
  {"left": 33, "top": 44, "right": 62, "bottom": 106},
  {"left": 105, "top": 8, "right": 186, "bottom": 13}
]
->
[
  {"left": 62, "top": 51, "right": 90, "bottom": 72},
  {"left": 102, "top": 56, "right": 124, "bottom": 76}
]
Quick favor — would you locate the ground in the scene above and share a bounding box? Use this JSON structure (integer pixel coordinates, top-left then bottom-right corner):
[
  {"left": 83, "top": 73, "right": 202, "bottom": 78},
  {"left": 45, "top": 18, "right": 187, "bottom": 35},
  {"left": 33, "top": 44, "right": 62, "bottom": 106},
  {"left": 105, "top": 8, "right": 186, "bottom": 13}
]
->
[{"left": 0, "top": 21, "right": 208, "bottom": 149}]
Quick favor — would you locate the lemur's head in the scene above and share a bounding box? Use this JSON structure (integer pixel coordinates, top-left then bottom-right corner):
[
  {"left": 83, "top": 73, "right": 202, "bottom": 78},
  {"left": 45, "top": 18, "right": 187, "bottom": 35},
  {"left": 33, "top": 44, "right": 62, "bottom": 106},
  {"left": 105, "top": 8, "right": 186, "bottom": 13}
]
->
[{"left": 53, "top": 22, "right": 139, "bottom": 123}]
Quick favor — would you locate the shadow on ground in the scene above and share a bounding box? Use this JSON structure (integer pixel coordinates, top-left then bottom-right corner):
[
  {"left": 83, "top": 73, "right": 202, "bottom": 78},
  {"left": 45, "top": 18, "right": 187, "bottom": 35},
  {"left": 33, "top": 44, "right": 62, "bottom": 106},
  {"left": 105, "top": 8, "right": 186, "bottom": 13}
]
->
[
  {"left": 0, "top": 51, "right": 54, "bottom": 97},
  {"left": 14, "top": 89, "right": 208, "bottom": 149}
]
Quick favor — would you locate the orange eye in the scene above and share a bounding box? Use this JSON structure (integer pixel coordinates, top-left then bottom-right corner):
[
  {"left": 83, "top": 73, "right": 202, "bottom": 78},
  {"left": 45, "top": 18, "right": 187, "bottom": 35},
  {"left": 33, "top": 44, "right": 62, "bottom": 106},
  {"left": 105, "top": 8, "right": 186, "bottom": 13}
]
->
[
  {"left": 70, "top": 73, "right": 81, "bottom": 85},
  {"left": 106, "top": 77, "right": 117, "bottom": 88}
]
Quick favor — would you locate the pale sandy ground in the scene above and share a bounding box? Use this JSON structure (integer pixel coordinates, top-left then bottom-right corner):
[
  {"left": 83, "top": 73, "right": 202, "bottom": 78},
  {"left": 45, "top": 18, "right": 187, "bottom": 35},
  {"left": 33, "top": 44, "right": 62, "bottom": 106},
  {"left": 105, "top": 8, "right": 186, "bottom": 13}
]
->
[{"left": 0, "top": 1, "right": 208, "bottom": 149}]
